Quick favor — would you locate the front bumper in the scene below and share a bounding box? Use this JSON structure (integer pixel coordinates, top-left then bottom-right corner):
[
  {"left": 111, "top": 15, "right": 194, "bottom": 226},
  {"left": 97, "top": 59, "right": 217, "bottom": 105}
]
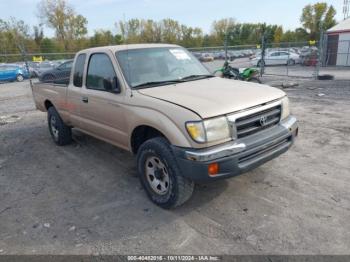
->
[{"left": 172, "top": 116, "right": 298, "bottom": 182}]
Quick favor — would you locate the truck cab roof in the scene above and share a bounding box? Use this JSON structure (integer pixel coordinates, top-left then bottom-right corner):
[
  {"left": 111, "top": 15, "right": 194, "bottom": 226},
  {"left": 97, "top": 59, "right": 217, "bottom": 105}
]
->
[{"left": 78, "top": 44, "right": 181, "bottom": 54}]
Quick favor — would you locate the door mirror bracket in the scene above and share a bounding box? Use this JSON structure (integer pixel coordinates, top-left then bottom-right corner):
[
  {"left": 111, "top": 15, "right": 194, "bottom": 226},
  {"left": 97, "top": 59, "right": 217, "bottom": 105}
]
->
[{"left": 111, "top": 77, "right": 121, "bottom": 94}]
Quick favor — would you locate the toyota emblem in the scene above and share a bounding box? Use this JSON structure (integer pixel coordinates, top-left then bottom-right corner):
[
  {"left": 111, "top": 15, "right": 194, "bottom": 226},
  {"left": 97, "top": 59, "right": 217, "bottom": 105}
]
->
[{"left": 260, "top": 116, "right": 267, "bottom": 126}]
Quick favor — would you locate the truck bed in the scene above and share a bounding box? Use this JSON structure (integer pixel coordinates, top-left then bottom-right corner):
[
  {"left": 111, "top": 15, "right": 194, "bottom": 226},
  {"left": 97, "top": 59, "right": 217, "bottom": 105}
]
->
[{"left": 31, "top": 81, "right": 68, "bottom": 113}]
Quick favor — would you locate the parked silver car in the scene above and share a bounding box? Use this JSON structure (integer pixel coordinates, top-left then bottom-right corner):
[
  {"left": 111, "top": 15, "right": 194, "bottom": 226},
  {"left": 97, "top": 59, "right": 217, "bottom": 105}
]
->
[{"left": 251, "top": 51, "right": 301, "bottom": 66}]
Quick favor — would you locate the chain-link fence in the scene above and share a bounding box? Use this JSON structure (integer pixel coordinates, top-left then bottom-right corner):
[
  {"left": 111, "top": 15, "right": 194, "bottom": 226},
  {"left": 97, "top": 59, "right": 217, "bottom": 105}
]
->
[
  {"left": 260, "top": 41, "right": 319, "bottom": 78},
  {"left": 1, "top": 38, "right": 349, "bottom": 84},
  {"left": 189, "top": 37, "right": 350, "bottom": 80},
  {"left": 188, "top": 42, "right": 322, "bottom": 79},
  {"left": 188, "top": 44, "right": 258, "bottom": 77},
  {"left": 0, "top": 50, "right": 75, "bottom": 85}
]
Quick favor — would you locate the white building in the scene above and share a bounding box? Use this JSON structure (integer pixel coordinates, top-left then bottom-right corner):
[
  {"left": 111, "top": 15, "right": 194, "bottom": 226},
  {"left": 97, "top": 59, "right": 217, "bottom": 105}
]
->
[{"left": 326, "top": 18, "right": 350, "bottom": 66}]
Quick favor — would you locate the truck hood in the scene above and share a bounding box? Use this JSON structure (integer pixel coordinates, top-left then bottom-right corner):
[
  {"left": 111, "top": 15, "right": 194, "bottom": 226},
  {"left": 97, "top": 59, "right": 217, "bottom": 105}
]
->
[{"left": 138, "top": 77, "right": 285, "bottom": 119}]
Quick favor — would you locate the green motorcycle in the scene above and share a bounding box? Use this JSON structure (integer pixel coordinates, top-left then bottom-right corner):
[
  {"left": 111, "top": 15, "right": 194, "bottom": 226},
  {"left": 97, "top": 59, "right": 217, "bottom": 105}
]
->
[{"left": 214, "top": 61, "right": 261, "bottom": 83}]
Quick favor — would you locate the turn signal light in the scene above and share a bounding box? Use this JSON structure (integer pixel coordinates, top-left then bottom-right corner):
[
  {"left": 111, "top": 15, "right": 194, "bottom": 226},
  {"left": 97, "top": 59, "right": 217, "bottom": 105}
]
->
[{"left": 208, "top": 163, "right": 219, "bottom": 176}]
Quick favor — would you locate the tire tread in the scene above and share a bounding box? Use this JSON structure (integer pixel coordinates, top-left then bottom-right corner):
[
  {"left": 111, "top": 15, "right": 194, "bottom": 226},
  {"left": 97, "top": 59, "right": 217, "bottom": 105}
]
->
[
  {"left": 47, "top": 106, "right": 72, "bottom": 146},
  {"left": 137, "top": 137, "right": 194, "bottom": 208}
]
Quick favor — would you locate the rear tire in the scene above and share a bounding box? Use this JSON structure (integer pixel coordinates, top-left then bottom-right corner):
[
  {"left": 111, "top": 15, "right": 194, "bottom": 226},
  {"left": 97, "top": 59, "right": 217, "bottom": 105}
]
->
[
  {"left": 257, "top": 60, "right": 265, "bottom": 67},
  {"left": 317, "top": 74, "right": 334, "bottom": 80},
  {"left": 137, "top": 137, "right": 194, "bottom": 209},
  {"left": 287, "top": 59, "right": 295, "bottom": 65},
  {"left": 47, "top": 106, "right": 72, "bottom": 146}
]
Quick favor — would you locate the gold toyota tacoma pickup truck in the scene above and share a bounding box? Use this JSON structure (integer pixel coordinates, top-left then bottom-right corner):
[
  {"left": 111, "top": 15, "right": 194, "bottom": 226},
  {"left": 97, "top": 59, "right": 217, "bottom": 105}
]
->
[{"left": 32, "top": 44, "right": 298, "bottom": 208}]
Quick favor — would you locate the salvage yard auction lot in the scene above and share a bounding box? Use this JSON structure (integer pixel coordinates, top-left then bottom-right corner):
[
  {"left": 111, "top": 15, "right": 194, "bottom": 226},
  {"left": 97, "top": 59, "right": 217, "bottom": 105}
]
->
[{"left": 0, "top": 69, "right": 350, "bottom": 254}]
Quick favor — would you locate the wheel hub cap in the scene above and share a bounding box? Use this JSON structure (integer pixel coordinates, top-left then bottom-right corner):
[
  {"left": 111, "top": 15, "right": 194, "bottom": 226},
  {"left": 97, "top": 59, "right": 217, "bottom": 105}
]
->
[
  {"left": 50, "top": 116, "right": 59, "bottom": 140},
  {"left": 145, "top": 156, "right": 170, "bottom": 195}
]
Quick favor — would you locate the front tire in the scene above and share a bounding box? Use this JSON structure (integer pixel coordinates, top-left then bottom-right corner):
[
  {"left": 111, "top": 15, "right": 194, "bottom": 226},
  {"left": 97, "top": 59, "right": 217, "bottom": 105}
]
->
[
  {"left": 16, "top": 74, "right": 24, "bottom": 82},
  {"left": 47, "top": 107, "right": 72, "bottom": 146},
  {"left": 137, "top": 137, "right": 194, "bottom": 209}
]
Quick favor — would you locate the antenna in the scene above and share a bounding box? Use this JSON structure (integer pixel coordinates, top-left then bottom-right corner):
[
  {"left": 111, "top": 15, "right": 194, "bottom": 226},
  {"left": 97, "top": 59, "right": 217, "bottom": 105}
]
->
[
  {"left": 123, "top": 13, "right": 133, "bottom": 97},
  {"left": 344, "top": 0, "right": 350, "bottom": 20}
]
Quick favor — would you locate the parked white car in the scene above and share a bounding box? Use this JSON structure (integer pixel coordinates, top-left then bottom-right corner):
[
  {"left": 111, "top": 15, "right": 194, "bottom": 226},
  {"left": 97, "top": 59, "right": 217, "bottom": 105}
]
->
[{"left": 251, "top": 51, "right": 300, "bottom": 66}]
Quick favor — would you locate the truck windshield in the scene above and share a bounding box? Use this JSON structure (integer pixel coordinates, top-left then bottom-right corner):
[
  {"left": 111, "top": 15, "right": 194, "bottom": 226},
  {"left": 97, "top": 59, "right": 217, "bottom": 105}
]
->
[{"left": 116, "top": 47, "right": 212, "bottom": 88}]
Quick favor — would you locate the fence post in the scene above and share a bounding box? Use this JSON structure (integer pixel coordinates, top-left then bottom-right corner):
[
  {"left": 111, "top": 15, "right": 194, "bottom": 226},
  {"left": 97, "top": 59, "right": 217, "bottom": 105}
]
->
[
  {"left": 260, "top": 34, "right": 266, "bottom": 77},
  {"left": 322, "top": 34, "right": 328, "bottom": 66},
  {"left": 287, "top": 42, "right": 290, "bottom": 77},
  {"left": 224, "top": 32, "right": 228, "bottom": 63},
  {"left": 314, "top": 29, "right": 324, "bottom": 80},
  {"left": 346, "top": 39, "right": 350, "bottom": 66},
  {"left": 17, "top": 42, "right": 33, "bottom": 89}
]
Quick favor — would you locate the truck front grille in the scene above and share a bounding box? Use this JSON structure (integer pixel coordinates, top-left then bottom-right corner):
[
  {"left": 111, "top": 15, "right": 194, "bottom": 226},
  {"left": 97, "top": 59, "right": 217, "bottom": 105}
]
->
[{"left": 235, "top": 105, "right": 281, "bottom": 138}]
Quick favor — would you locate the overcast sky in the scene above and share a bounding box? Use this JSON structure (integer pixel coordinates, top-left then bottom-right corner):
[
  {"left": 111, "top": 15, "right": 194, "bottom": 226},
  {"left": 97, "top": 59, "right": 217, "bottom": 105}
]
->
[{"left": 0, "top": 0, "right": 345, "bottom": 36}]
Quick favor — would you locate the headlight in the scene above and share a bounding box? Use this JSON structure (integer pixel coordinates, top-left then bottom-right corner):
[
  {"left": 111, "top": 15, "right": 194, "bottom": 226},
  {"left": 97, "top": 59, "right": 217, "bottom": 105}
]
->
[
  {"left": 186, "top": 116, "right": 231, "bottom": 143},
  {"left": 185, "top": 121, "right": 206, "bottom": 143},
  {"left": 281, "top": 97, "right": 290, "bottom": 120}
]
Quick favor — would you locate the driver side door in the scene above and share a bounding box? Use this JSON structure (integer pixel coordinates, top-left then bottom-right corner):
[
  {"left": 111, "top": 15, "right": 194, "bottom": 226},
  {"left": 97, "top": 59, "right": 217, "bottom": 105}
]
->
[
  {"left": 266, "top": 52, "right": 279, "bottom": 65},
  {"left": 79, "top": 52, "right": 129, "bottom": 150}
]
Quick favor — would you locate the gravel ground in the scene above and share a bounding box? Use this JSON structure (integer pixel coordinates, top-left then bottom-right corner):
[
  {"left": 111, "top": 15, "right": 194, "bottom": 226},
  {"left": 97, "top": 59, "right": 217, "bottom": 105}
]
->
[{"left": 0, "top": 77, "right": 349, "bottom": 255}]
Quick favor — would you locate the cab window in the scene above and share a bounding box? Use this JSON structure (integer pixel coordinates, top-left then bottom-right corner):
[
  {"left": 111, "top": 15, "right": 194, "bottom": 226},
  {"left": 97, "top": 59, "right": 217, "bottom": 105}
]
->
[
  {"left": 86, "top": 53, "right": 118, "bottom": 92},
  {"left": 73, "top": 54, "right": 86, "bottom": 87}
]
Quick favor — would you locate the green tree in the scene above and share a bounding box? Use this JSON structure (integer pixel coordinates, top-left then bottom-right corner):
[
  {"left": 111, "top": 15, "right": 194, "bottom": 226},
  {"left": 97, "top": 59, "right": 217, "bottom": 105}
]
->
[
  {"left": 300, "top": 2, "right": 336, "bottom": 40},
  {"left": 211, "top": 18, "right": 236, "bottom": 45},
  {"left": 273, "top": 26, "right": 283, "bottom": 43},
  {"left": 89, "top": 30, "right": 122, "bottom": 47},
  {"left": 180, "top": 25, "right": 203, "bottom": 47},
  {"left": 294, "top": 28, "right": 309, "bottom": 42},
  {"left": 161, "top": 18, "right": 181, "bottom": 43},
  {"left": 33, "top": 25, "right": 44, "bottom": 50},
  {"left": 0, "top": 17, "right": 30, "bottom": 54},
  {"left": 67, "top": 15, "right": 88, "bottom": 39},
  {"left": 40, "top": 37, "right": 60, "bottom": 53},
  {"left": 140, "top": 19, "right": 160, "bottom": 43},
  {"left": 118, "top": 18, "right": 142, "bottom": 43},
  {"left": 38, "top": 0, "right": 88, "bottom": 50}
]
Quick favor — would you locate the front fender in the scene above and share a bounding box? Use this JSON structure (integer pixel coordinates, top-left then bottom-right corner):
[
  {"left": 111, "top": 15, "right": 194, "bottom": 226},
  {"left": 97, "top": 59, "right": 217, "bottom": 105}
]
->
[{"left": 126, "top": 106, "right": 194, "bottom": 149}]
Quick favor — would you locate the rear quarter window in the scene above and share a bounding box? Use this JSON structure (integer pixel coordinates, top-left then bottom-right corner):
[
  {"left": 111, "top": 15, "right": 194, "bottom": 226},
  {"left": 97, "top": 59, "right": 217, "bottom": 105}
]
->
[{"left": 73, "top": 54, "right": 86, "bottom": 87}]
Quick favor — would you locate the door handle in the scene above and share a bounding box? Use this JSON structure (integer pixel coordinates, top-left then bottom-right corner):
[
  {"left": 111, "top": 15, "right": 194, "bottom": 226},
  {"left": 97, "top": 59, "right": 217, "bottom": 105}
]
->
[{"left": 82, "top": 97, "right": 88, "bottom": 103}]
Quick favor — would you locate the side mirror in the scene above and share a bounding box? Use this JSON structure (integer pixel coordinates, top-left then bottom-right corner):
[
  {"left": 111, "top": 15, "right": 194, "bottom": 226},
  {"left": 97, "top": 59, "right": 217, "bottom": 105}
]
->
[{"left": 111, "top": 76, "right": 121, "bottom": 94}]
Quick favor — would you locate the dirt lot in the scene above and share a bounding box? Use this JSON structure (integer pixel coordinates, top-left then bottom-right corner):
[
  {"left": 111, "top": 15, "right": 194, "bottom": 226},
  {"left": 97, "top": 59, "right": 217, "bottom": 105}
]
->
[{"left": 0, "top": 76, "right": 350, "bottom": 255}]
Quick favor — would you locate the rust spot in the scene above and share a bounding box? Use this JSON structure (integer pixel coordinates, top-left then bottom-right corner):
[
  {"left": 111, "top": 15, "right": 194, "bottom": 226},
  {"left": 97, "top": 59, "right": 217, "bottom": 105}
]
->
[{"left": 59, "top": 101, "right": 77, "bottom": 111}]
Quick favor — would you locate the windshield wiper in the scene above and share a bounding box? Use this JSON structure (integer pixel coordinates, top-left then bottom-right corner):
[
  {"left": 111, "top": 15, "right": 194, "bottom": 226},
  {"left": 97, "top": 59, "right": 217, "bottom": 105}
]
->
[
  {"left": 133, "top": 80, "right": 183, "bottom": 89},
  {"left": 180, "top": 74, "right": 214, "bottom": 81},
  {"left": 132, "top": 75, "right": 214, "bottom": 89}
]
